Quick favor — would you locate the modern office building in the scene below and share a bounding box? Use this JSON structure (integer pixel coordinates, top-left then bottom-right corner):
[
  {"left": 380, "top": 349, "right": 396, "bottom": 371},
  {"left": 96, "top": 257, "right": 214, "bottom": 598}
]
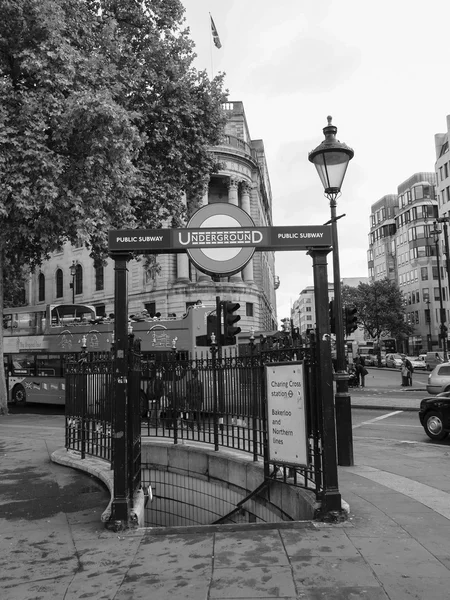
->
[
  {"left": 435, "top": 114, "right": 450, "bottom": 220},
  {"left": 367, "top": 195, "right": 398, "bottom": 282},
  {"left": 25, "top": 102, "right": 278, "bottom": 334},
  {"left": 368, "top": 173, "right": 439, "bottom": 353},
  {"left": 292, "top": 277, "right": 368, "bottom": 345}
]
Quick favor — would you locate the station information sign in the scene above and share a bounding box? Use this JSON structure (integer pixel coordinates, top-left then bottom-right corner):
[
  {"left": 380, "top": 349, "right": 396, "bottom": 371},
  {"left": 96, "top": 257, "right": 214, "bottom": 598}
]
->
[{"left": 265, "top": 362, "right": 308, "bottom": 466}]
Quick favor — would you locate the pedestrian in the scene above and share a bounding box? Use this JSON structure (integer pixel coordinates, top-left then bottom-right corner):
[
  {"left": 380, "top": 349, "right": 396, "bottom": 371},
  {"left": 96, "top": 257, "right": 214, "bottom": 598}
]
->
[
  {"left": 151, "top": 369, "right": 166, "bottom": 424},
  {"left": 355, "top": 355, "right": 367, "bottom": 387},
  {"left": 405, "top": 357, "right": 414, "bottom": 386},
  {"left": 401, "top": 358, "right": 409, "bottom": 387},
  {"left": 186, "top": 370, "right": 204, "bottom": 430}
]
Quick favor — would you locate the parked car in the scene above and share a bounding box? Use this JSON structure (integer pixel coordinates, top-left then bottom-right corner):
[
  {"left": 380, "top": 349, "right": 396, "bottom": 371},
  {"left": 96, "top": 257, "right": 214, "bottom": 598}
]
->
[
  {"left": 405, "top": 356, "right": 426, "bottom": 371},
  {"left": 419, "top": 391, "right": 450, "bottom": 440},
  {"left": 385, "top": 353, "right": 403, "bottom": 368},
  {"left": 425, "top": 351, "right": 445, "bottom": 371},
  {"left": 426, "top": 363, "right": 450, "bottom": 395}
]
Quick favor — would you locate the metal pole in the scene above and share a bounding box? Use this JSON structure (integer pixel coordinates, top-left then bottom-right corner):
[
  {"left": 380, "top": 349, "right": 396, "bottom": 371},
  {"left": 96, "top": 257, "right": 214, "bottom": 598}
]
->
[
  {"left": 329, "top": 197, "right": 354, "bottom": 467},
  {"left": 111, "top": 253, "right": 130, "bottom": 524},
  {"left": 308, "top": 247, "right": 342, "bottom": 514},
  {"left": 434, "top": 234, "right": 448, "bottom": 361},
  {"left": 426, "top": 299, "right": 433, "bottom": 351}
]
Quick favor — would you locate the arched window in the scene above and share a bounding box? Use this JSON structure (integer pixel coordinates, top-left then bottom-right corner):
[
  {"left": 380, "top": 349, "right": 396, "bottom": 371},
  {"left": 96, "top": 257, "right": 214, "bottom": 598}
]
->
[
  {"left": 75, "top": 264, "right": 83, "bottom": 295},
  {"left": 56, "top": 269, "right": 63, "bottom": 298},
  {"left": 38, "top": 273, "right": 45, "bottom": 302}
]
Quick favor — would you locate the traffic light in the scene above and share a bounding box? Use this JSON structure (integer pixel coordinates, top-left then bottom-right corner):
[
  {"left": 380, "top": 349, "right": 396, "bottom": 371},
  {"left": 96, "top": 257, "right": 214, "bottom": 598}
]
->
[
  {"left": 207, "top": 314, "right": 217, "bottom": 344},
  {"left": 196, "top": 314, "right": 217, "bottom": 346},
  {"left": 329, "top": 300, "right": 336, "bottom": 334},
  {"left": 281, "top": 318, "right": 290, "bottom": 332},
  {"left": 344, "top": 306, "right": 358, "bottom": 336},
  {"left": 223, "top": 301, "right": 241, "bottom": 345}
]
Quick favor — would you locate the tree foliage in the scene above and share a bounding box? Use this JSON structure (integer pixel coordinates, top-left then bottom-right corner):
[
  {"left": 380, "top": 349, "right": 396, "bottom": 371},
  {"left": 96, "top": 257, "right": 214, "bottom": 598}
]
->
[
  {"left": 342, "top": 279, "right": 414, "bottom": 344},
  {"left": 0, "top": 0, "right": 228, "bottom": 414}
]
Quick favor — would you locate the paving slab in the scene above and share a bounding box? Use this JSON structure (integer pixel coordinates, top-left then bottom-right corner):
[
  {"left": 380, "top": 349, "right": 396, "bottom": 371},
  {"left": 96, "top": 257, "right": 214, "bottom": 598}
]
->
[{"left": 4, "top": 406, "right": 450, "bottom": 599}]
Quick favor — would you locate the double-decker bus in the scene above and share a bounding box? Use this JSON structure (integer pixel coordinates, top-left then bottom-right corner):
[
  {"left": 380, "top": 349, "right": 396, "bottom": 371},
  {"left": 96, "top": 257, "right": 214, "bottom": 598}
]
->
[{"left": 3, "top": 302, "right": 213, "bottom": 406}]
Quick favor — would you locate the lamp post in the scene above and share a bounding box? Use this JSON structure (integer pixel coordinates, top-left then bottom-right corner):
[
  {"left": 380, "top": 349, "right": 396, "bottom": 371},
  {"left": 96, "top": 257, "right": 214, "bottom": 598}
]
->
[
  {"left": 69, "top": 260, "right": 76, "bottom": 304},
  {"left": 309, "top": 116, "right": 354, "bottom": 466},
  {"left": 431, "top": 223, "right": 448, "bottom": 361},
  {"left": 426, "top": 298, "right": 433, "bottom": 351}
]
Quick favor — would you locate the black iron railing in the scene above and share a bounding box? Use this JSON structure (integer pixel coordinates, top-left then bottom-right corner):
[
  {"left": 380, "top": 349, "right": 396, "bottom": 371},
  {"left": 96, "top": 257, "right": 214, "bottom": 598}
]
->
[
  {"left": 65, "top": 352, "right": 113, "bottom": 461},
  {"left": 65, "top": 336, "right": 327, "bottom": 503}
]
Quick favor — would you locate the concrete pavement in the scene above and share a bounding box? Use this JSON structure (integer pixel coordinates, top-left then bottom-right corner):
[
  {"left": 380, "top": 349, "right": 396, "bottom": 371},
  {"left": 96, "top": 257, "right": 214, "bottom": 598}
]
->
[{"left": 2, "top": 394, "right": 450, "bottom": 599}]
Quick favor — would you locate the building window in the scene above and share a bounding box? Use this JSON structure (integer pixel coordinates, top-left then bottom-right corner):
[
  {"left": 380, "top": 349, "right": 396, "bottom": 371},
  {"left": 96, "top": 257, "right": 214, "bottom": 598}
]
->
[
  {"left": 56, "top": 269, "right": 63, "bottom": 298},
  {"left": 38, "top": 273, "right": 45, "bottom": 302},
  {"left": 145, "top": 302, "right": 156, "bottom": 317},
  {"left": 95, "top": 264, "right": 104, "bottom": 291},
  {"left": 434, "top": 287, "right": 441, "bottom": 301},
  {"left": 75, "top": 264, "right": 83, "bottom": 295},
  {"left": 245, "top": 302, "right": 253, "bottom": 317},
  {"left": 95, "top": 305, "right": 106, "bottom": 317}
]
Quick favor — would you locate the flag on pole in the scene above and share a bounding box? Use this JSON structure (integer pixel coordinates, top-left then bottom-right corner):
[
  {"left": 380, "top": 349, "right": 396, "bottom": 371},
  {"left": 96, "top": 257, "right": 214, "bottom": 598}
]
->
[{"left": 210, "top": 15, "right": 222, "bottom": 49}]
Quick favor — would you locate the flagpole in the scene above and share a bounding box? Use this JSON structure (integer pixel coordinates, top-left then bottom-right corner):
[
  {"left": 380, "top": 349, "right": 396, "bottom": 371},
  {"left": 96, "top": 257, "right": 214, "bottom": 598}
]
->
[{"left": 209, "top": 12, "right": 214, "bottom": 78}]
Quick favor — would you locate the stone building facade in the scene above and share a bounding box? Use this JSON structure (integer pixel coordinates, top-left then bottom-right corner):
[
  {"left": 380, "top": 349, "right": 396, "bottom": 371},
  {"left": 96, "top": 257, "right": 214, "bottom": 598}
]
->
[{"left": 26, "top": 102, "right": 278, "bottom": 335}]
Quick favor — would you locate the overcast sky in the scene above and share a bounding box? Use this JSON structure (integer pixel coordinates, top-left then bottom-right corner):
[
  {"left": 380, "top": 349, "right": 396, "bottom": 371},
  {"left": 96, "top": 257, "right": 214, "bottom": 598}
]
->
[{"left": 181, "top": 0, "right": 450, "bottom": 323}]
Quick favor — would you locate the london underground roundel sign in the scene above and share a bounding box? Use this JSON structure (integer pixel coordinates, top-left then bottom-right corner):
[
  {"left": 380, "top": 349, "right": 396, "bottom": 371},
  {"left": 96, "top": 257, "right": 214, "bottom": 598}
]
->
[{"left": 186, "top": 203, "right": 256, "bottom": 276}]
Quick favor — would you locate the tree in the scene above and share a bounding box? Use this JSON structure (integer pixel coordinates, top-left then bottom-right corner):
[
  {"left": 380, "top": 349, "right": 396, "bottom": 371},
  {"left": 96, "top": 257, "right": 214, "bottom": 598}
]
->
[
  {"left": 342, "top": 279, "right": 414, "bottom": 350},
  {"left": 0, "top": 0, "right": 228, "bottom": 414}
]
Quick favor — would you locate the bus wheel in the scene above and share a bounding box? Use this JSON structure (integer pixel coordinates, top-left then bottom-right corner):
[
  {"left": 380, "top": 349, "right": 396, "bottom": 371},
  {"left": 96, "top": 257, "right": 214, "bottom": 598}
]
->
[{"left": 12, "top": 384, "right": 26, "bottom": 405}]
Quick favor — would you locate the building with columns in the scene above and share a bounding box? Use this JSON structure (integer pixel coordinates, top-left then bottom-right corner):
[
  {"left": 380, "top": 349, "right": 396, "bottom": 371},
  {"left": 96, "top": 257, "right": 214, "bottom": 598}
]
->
[{"left": 26, "top": 101, "right": 278, "bottom": 335}]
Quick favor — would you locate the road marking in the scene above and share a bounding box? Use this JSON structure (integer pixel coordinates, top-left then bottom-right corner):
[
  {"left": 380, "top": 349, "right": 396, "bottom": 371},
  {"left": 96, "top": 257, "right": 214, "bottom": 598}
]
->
[{"left": 353, "top": 410, "right": 403, "bottom": 429}]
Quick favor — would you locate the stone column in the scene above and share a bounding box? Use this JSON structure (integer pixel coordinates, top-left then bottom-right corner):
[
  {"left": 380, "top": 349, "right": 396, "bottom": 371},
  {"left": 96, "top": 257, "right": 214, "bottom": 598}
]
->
[
  {"left": 197, "top": 183, "right": 212, "bottom": 283},
  {"left": 177, "top": 253, "right": 190, "bottom": 282},
  {"left": 176, "top": 192, "right": 190, "bottom": 282},
  {"left": 241, "top": 182, "right": 253, "bottom": 282},
  {"left": 228, "top": 177, "right": 239, "bottom": 206},
  {"left": 229, "top": 177, "right": 242, "bottom": 281}
]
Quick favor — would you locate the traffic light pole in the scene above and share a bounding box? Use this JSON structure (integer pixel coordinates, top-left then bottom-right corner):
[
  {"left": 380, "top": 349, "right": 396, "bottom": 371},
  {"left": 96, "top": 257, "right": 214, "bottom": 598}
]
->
[{"left": 329, "top": 200, "right": 354, "bottom": 467}]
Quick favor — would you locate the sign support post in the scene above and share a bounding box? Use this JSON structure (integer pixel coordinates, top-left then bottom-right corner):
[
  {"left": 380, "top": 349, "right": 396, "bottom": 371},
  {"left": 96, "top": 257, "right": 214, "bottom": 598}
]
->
[
  {"left": 111, "top": 253, "right": 131, "bottom": 524},
  {"left": 108, "top": 204, "right": 345, "bottom": 522},
  {"left": 309, "top": 247, "right": 341, "bottom": 513}
]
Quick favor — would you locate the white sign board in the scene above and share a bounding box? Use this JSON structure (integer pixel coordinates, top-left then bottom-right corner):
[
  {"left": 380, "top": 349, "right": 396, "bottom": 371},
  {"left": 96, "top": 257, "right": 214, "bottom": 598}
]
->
[{"left": 265, "top": 362, "right": 308, "bottom": 466}]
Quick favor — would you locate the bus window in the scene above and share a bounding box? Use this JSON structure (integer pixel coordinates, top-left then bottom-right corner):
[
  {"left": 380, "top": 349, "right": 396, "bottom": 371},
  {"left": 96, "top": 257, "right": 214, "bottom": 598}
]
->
[
  {"left": 36, "top": 354, "right": 63, "bottom": 377},
  {"left": 35, "top": 311, "right": 46, "bottom": 334},
  {"left": 12, "top": 354, "right": 36, "bottom": 375},
  {"left": 3, "top": 314, "right": 12, "bottom": 332}
]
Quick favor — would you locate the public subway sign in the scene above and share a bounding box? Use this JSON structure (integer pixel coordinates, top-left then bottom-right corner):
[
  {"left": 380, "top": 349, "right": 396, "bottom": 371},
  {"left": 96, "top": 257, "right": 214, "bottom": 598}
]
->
[
  {"left": 108, "top": 203, "right": 332, "bottom": 276},
  {"left": 265, "top": 362, "right": 308, "bottom": 467},
  {"left": 108, "top": 226, "right": 330, "bottom": 251}
]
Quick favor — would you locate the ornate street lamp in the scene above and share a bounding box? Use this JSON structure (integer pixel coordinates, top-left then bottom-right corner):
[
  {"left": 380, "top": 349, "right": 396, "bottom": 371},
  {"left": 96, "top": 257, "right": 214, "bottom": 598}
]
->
[
  {"left": 69, "top": 260, "right": 77, "bottom": 304},
  {"left": 309, "top": 116, "right": 354, "bottom": 466}
]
